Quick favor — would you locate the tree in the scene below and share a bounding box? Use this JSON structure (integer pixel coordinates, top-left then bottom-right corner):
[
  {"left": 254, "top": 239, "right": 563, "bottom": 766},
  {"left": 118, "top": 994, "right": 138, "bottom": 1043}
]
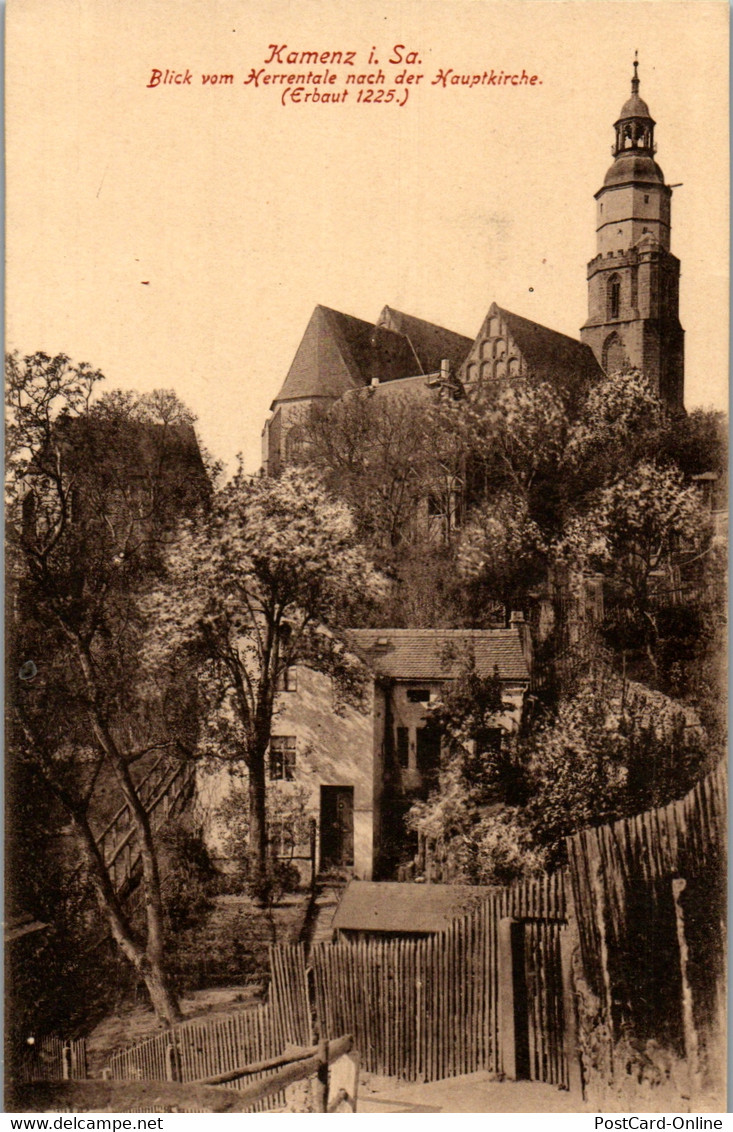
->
[
  {"left": 145, "top": 466, "right": 386, "bottom": 890},
  {"left": 521, "top": 668, "right": 711, "bottom": 858},
  {"left": 301, "top": 391, "right": 464, "bottom": 554},
  {"left": 6, "top": 352, "right": 209, "bottom": 1025},
  {"left": 406, "top": 663, "right": 546, "bottom": 884},
  {"left": 555, "top": 462, "right": 708, "bottom": 669},
  {"left": 457, "top": 491, "right": 547, "bottom": 619}
]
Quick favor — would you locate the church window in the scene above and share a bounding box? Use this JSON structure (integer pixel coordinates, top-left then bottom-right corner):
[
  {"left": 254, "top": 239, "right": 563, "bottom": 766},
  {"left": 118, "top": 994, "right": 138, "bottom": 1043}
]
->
[
  {"left": 603, "top": 332, "right": 625, "bottom": 375},
  {"left": 480, "top": 361, "right": 492, "bottom": 382},
  {"left": 608, "top": 274, "right": 621, "bottom": 319},
  {"left": 285, "top": 424, "right": 308, "bottom": 464},
  {"left": 508, "top": 357, "right": 520, "bottom": 377}
]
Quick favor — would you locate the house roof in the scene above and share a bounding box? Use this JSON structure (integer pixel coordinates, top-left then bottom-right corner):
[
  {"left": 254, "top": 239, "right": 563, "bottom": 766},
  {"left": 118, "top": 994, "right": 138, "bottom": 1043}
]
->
[
  {"left": 345, "top": 628, "right": 529, "bottom": 682},
  {"left": 332, "top": 881, "right": 497, "bottom": 934},
  {"left": 273, "top": 305, "right": 473, "bottom": 406}
]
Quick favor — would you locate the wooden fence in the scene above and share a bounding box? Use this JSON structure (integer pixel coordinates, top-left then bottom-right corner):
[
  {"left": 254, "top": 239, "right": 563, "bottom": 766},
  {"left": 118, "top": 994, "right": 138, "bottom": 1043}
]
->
[
  {"left": 12, "top": 1036, "right": 87, "bottom": 1084},
  {"left": 107, "top": 1003, "right": 284, "bottom": 1111},
  {"left": 269, "top": 942, "right": 313, "bottom": 1049},
  {"left": 287, "top": 872, "right": 570, "bottom": 1086},
  {"left": 566, "top": 760, "right": 727, "bottom": 1083}
]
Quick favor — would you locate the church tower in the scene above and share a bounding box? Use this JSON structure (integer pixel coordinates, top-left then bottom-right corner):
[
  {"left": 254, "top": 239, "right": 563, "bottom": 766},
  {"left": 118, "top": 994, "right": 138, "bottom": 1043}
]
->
[{"left": 581, "top": 60, "right": 684, "bottom": 409}]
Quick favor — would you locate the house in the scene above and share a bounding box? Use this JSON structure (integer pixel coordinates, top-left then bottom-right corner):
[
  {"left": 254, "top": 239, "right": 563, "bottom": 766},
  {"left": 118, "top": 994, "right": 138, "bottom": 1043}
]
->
[{"left": 203, "top": 626, "right": 530, "bottom": 883}]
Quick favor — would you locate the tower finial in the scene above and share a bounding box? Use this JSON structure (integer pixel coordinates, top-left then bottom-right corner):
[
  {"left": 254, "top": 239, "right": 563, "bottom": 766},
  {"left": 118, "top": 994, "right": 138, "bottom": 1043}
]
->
[{"left": 632, "top": 51, "right": 639, "bottom": 94}]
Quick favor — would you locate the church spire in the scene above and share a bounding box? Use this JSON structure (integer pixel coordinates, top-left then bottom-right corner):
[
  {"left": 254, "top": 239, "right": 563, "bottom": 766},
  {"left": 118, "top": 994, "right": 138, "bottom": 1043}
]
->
[{"left": 613, "top": 55, "right": 656, "bottom": 156}]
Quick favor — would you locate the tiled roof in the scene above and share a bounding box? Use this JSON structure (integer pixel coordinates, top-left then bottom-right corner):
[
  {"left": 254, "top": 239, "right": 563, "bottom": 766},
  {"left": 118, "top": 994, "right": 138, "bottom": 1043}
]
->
[
  {"left": 273, "top": 305, "right": 473, "bottom": 406},
  {"left": 495, "top": 306, "right": 604, "bottom": 391},
  {"left": 332, "top": 881, "right": 497, "bottom": 934},
  {"left": 345, "top": 628, "right": 529, "bottom": 682}
]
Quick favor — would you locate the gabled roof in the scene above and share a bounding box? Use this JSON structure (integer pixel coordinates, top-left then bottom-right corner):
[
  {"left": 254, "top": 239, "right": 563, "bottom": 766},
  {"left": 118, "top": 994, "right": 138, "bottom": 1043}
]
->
[
  {"left": 460, "top": 302, "right": 603, "bottom": 408},
  {"left": 346, "top": 628, "right": 529, "bottom": 682},
  {"left": 332, "top": 881, "right": 497, "bottom": 934},
  {"left": 495, "top": 306, "right": 602, "bottom": 384},
  {"left": 272, "top": 304, "right": 473, "bottom": 407}
]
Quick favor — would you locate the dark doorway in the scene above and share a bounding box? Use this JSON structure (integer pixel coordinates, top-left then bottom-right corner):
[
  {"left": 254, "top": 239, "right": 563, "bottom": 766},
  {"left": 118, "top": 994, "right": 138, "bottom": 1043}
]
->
[{"left": 320, "top": 786, "right": 354, "bottom": 869}]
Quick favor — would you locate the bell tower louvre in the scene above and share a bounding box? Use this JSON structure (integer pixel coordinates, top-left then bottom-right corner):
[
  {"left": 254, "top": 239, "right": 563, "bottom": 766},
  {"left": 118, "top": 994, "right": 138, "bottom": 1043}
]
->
[{"left": 581, "top": 58, "right": 685, "bottom": 410}]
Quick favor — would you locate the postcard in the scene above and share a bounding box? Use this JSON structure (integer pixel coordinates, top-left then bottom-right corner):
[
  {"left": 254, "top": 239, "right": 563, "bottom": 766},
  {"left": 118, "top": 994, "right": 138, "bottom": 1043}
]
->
[{"left": 5, "top": 0, "right": 728, "bottom": 1117}]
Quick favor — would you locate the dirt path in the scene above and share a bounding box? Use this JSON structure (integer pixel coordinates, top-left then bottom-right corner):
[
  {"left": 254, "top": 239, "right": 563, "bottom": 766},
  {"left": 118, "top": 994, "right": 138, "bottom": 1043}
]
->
[{"left": 358, "top": 1071, "right": 589, "bottom": 1113}]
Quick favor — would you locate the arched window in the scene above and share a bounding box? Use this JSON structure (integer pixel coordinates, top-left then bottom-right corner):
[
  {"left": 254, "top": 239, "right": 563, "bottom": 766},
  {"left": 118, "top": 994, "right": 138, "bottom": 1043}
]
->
[
  {"left": 607, "top": 274, "right": 621, "bottom": 320},
  {"left": 285, "top": 424, "right": 308, "bottom": 465},
  {"left": 602, "top": 332, "right": 625, "bottom": 375}
]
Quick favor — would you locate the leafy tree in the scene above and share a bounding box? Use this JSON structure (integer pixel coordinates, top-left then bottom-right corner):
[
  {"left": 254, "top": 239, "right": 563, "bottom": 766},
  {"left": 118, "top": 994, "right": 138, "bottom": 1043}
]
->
[
  {"left": 457, "top": 491, "right": 547, "bottom": 617},
  {"left": 301, "top": 391, "right": 463, "bottom": 553},
  {"left": 405, "top": 664, "right": 546, "bottom": 884},
  {"left": 6, "top": 351, "right": 208, "bottom": 1025},
  {"left": 555, "top": 462, "right": 708, "bottom": 669},
  {"left": 145, "top": 466, "right": 385, "bottom": 890},
  {"left": 521, "top": 669, "right": 711, "bottom": 859}
]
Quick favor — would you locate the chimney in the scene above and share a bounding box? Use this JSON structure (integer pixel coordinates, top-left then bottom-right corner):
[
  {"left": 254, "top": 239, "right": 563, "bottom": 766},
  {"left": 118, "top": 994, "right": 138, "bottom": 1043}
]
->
[
  {"left": 509, "top": 611, "right": 532, "bottom": 672},
  {"left": 440, "top": 359, "right": 450, "bottom": 383},
  {"left": 370, "top": 376, "right": 380, "bottom": 387}
]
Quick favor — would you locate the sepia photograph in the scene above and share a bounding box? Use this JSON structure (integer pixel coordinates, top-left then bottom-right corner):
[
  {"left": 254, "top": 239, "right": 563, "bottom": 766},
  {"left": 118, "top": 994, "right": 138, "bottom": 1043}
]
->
[{"left": 5, "top": 0, "right": 728, "bottom": 1116}]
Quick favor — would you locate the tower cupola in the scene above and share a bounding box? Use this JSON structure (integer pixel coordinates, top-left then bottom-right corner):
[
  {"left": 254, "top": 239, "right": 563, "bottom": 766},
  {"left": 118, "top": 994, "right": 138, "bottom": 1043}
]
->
[{"left": 613, "top": 58, "right": 656, "bottom": 156}]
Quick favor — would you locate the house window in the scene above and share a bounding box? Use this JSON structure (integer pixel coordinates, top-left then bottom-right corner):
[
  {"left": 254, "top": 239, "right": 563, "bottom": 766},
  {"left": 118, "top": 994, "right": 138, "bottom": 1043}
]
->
[
  {"left": 277, "top": 667, "right": 297, "bottom": 692},
  {"left": 268, "top": 818, "right": 296, "bottom": 857},
  {"left": 270, "top": 736, "right": 296, "bottom": 780},
  {"left": 396, "top": 727, "right": 409, "bottom": 767},
  {"left": 407, "top": 688, "right": 430, "bottom": 703},
  {"left": 644, "top": 194, "right": 650, "bottom": 203}
]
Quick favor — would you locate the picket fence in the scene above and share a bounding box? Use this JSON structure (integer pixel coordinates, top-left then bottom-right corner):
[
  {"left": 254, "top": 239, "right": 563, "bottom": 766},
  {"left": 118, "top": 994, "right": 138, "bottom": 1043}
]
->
[
  {"left": 107, "top": 1002, "right": 284, "bottom": 1112},
  {"left": 13, "top": 1036, "right": 87, "bottom": 1084},
  {"left": 271, "top": 872, "right": 568, "bottom": 1086}
]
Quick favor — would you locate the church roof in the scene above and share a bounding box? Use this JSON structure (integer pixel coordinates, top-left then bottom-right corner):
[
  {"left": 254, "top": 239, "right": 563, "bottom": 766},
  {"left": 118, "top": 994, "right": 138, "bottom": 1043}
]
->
[
  {"left": 617, "top": 92, "right": 652, "bottom": 121},
  {"left": 603, "top": 154, "right": 665, "bottom": 188},
  {"left": 493, "top": 306, "right": 603, "bottom": 389},
  {"left": 272, "top": 304, "right": 472, "bottom": 407},
  {"left": 346, "top": 628, "right": 529, "bottom": 683}
]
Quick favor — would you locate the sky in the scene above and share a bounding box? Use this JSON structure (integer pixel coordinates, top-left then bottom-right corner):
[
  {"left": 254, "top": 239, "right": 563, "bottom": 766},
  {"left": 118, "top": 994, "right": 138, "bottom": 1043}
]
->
[{"left": 6, "top": 0, "right": 729, "bottom": 475}]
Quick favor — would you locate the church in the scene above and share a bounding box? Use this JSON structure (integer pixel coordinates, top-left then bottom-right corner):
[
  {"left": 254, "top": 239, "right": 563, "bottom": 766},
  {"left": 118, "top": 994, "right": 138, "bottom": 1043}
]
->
[{"left": 261, "top": 61, "right": 684, "bottom": 475}]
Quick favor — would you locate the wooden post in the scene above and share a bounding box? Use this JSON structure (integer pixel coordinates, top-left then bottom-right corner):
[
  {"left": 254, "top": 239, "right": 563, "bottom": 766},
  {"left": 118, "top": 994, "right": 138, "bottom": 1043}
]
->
[
  {"left": 672, "top": 877, "right": 700, "bottom": 1094},
  {"left": 312, "top": 1039, "right": 328, "bottom": 1113},
  {"left": 309, "top": 819, "right": 317, "bottom": 890},
  {"left": 61, "top": 1046, "right": 72, "bottom": 1080},
  {"left": 165, "top": 1042, "right": 180, "bottom": 1083},
  {"left": 327, "top": 1049, "right": 360, "bottom": 1112},
  {"left": 498, "top": 918, "right": 529, "bottom": 1081},
  {"left": 559, "top": 924, "right": 583, "bottom": 1096}
]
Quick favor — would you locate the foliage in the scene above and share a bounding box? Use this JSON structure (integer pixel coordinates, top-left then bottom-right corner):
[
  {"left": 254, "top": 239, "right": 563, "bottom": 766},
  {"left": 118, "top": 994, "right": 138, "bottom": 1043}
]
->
[
  {"left": 456, "top": 378, "right": 568, "bottom": 501},
  {"left": 145, "top": 465, "right": 385, "bottom": 881},
  {"left": 158, "top": 824, "right": 218, "bottom": 933},
  {"left": 301, "top": 391, "right": 463, "bottom": 553},
  {"left": 521, "top": 669, "right": 710, "bottom": 856},
  {"left": 555, "top": 462, "right": 708, "bottom": 663},
  {"left": 406, "top": 664, "right": 544, "bottom": 884},
  {"left": 458, "top": 491, "right": 547, "bottom": 612},
  {"left": 6, "top": 351, "right": 209, "bottom": 1024}
]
